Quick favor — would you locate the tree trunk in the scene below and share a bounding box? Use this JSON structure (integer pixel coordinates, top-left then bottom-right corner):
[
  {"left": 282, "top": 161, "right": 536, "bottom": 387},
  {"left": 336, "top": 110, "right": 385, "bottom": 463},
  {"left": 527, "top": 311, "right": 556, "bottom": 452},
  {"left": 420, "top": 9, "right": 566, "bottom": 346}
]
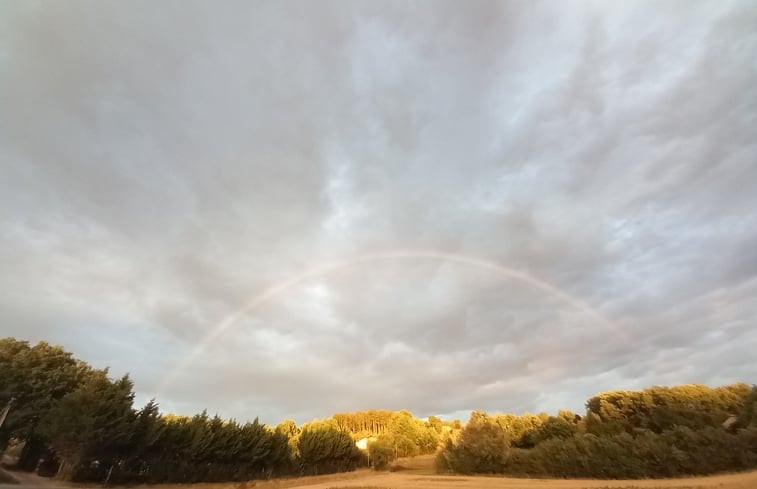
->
[{"left": 56, "top": 453, "right": 81, "bottom": 481}]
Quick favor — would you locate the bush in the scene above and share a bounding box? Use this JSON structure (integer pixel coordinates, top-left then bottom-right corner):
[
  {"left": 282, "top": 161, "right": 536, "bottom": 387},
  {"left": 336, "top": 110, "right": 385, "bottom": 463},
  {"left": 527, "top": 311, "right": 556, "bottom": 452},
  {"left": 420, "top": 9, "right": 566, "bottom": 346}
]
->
[
  {"left": 367, "top": 436, "right": 395, "bottom": 470},
  {"left": 437, "top": 411, "right": 509, "bottom": 474},
  {"left": 501, "top": 428, "right": 757, "bottom": 479},
  {"left": 297, "top": 425, "right": 364, "bottom": 475}
]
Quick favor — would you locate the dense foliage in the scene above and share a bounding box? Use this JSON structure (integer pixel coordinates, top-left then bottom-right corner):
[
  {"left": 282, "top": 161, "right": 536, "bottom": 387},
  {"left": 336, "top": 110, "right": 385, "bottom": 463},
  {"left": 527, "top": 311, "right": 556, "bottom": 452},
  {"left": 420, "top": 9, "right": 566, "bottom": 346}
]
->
[
  {"left": 0, "top": 338, "right": 437, "bottom": 482},
  {"left": 438, "top": 383, "right": 757, "bottom": 478},
  {"left": 297, "top": 422, "right": 364, "bottom": 475},
  {"left": 3, "top": 338, "right": 755, "bottom": 482},
  {"left": 437, "top": 411, "right": 509, "bottom": 474},
  {"left": 330, "top": 409, "right": 450, "bottom": 469},
  {"left": 332, "top": 410, "right": 394, "bottom": 434},
  {"left": 503, "top": 427, "right": 757, "bottom": 478}
]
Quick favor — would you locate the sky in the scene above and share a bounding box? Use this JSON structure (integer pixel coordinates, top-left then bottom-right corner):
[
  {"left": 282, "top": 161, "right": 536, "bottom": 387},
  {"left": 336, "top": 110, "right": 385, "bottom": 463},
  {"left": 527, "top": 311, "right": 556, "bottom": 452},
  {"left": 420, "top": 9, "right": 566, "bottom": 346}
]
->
[{"left": 1, "top": 0, "right": 756, "bottom": 426}]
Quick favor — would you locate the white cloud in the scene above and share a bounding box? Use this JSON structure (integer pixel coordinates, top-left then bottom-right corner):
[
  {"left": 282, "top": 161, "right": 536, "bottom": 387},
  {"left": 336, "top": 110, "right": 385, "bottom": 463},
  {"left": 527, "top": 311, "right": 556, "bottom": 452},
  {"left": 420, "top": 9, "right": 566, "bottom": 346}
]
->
[{"left": 1, "top": 0, "right": 755, "bottom": 425}]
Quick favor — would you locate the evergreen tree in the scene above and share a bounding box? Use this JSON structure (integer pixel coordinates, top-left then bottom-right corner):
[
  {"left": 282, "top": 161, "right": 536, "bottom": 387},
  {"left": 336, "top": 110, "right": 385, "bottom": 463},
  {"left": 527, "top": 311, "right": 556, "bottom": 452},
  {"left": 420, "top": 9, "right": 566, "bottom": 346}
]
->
[{"left": 39, "top": 370, "right": 135, "bottom": 480}]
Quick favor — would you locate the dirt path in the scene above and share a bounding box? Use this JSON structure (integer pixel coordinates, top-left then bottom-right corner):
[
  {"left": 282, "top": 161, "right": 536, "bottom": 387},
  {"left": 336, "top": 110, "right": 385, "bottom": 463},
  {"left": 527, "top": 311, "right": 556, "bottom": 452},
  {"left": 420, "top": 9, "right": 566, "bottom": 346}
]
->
[
  {"left": 0, "top": 467, "right": 69, "bottom": 489},
  {"left": 141, "top": 461, "right": 757, "bottom": 489},
  {"left": 8, "top": 458, "right": 757, "bottom": 489},
  {"left": 286, "top": 468, "right": 757, "bottom": 489}
]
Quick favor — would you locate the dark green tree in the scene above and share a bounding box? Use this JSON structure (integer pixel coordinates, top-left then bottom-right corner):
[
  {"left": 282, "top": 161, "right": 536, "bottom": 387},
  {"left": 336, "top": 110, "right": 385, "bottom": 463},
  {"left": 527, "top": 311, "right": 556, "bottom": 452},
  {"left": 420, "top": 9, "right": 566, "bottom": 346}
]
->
[
  {"left": 297, "top": 423, "right": 363, "bottom": 475},
  {"left": 39, "top": 370, "right": 135, "bottom": 480},
  {"left": 0, "top": 338, "right": 90, "bottom": 465}
]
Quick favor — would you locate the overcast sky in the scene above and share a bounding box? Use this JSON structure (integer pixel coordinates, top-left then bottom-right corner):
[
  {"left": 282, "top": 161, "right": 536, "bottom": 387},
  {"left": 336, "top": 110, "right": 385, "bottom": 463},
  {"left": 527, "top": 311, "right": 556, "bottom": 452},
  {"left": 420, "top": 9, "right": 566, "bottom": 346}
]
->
[{"left": 1, "top": 0, "right": 756, "bottom": 426}]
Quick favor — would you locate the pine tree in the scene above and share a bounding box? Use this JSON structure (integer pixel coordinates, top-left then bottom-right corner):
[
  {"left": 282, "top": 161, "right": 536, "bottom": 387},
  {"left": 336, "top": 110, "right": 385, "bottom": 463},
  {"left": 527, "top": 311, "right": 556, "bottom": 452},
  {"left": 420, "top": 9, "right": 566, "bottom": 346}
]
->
[{"left": 39, "top": 370, "right": 135, "bottom": 480}]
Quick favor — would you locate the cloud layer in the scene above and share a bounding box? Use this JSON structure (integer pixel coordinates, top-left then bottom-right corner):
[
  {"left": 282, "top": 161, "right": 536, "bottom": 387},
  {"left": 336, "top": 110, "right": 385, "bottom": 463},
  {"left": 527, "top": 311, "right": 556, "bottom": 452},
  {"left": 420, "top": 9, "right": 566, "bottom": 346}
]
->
[{"left": 2, "top": 0, "right": 756, "bottom": 424}]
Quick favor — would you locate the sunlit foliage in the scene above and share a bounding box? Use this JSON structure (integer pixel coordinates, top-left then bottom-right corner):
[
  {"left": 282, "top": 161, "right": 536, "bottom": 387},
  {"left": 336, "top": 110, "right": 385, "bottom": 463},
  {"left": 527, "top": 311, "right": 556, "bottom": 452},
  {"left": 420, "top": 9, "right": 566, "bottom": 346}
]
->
[
  {"left": 436, "top": 410, "right": 509, "bottom": 474},
  {"left": 438, "top": 383, "right": 757, "bottom": 478},
  {"left": 2, "top": 338, "right": 755, "bottom": 482}
]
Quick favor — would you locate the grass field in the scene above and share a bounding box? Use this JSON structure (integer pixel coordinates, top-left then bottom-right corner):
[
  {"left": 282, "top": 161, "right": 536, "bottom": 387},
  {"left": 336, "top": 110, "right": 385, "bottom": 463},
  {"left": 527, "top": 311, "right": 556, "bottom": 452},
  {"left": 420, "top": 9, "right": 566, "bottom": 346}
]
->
[{"left": 126, "top": 456, "right": 757, "bottom": 489}]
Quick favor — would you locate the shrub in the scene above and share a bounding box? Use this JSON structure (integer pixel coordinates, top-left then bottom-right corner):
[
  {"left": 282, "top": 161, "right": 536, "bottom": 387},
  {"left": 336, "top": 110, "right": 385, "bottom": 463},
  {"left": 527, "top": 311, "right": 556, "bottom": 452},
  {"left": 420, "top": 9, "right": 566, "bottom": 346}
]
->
[
  {"left": 437, "top": 411, "right": 509, "bottom": 474},
  {"left": 367, "top": 436, "right": 395, "bottom": 470}
]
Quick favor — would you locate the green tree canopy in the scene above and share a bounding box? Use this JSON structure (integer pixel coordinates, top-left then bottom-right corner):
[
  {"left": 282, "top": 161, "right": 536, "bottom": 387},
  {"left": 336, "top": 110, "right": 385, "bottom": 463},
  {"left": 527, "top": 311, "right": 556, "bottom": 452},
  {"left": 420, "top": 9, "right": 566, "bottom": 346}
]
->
[{"left": 39, "top": 370, "right": 136, "bottom": 479}]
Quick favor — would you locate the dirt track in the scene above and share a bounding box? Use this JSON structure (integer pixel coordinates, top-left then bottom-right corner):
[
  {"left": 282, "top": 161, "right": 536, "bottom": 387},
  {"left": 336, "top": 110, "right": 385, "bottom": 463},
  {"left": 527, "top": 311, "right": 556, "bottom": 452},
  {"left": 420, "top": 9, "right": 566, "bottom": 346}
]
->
[
  {"left": 7, "top": 456, "right": 757, "bottom": 489},
  {"left": 128, "top": 456, "right": 757, "bottom": 489},
  {"left": 291, "top": 470, "right": 757, "bottom": 489}
]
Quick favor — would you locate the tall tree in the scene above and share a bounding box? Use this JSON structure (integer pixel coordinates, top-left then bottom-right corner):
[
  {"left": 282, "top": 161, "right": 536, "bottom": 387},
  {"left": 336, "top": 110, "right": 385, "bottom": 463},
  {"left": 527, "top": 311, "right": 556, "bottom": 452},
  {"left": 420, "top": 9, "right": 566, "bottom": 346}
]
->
[
  {"left": 297, "top": 423, "right": 363, "bottom": 475},
  {"left": 0, "top": 339, "right": 89, "bottom": 449},
  {"left": 39, "top": 370, "right": 136, "bottom": 480}
]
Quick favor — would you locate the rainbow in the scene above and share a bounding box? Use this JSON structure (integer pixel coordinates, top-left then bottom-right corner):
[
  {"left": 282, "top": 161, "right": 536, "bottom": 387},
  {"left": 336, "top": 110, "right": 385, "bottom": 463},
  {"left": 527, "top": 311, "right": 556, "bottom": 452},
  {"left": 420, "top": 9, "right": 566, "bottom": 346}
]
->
[{"left": 157, "top": 250, "right": 621, "bottom": 394}]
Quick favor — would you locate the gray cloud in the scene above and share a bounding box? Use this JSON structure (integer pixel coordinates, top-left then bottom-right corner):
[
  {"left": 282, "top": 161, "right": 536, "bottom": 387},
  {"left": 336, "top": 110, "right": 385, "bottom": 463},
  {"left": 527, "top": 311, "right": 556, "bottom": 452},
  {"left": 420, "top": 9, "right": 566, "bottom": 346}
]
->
[{"left": 1, "top": 0, "right": 756, "bottom": 425}]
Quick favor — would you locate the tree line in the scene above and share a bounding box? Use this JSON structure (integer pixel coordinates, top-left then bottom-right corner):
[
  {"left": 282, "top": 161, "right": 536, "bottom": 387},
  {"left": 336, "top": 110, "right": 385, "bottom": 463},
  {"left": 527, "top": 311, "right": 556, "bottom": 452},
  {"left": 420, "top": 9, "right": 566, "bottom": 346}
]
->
[
  {"left": 330, "top": 409, "right": 460, "bottom": 469},
  {"left": 0, "top": 338, "right": 367, "bottom": 482},
  {"left": 3, "top": 337, "right": 756, "bottom": 482},
  {"left": 0, "top": 338, "right": 441, "bottom": 482},
  {"left": 437, "top": 383, "right": 757, "bottom": 478}
]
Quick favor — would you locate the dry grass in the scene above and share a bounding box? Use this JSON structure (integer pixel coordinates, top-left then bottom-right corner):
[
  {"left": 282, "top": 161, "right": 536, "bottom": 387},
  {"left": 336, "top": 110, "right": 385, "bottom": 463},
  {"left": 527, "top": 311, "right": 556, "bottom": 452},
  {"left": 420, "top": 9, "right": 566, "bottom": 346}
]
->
[
  {"left": 127, "top": 470, "right": 376, "bottom": 489},
  {"left": 84, "top": 457, "right": 757, "bottom": 489},
  {"left": 295, "top": 470, "right": 757, "bottom": 489},
  {"left": 272, "top": 455, "right": 757, "bottom": 489}
]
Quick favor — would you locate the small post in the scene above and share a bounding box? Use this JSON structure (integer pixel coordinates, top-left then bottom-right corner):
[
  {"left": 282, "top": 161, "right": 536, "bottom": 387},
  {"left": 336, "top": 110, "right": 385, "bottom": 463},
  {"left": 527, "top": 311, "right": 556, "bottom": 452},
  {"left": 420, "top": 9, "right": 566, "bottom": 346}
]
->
[
  {"left": 0, "top": 398, "right": 15, "bottom": 429},
  {"left": 105, "top": 465, "right": 114, "bottom": 485}
]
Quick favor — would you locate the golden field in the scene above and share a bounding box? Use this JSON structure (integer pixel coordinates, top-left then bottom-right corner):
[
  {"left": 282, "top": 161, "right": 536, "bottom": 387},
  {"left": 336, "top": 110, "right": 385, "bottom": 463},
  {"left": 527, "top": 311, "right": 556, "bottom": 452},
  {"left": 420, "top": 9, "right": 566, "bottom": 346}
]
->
[{"left": 127, "top": 456, "right": 757, "bottom": 489}]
